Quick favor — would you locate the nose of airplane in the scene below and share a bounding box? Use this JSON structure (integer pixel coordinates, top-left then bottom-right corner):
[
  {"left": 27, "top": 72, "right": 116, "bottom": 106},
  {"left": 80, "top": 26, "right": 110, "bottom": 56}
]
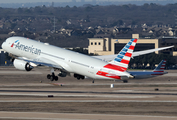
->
[{"left": 1, "top": 42, "right": 5, "bottom": 49}]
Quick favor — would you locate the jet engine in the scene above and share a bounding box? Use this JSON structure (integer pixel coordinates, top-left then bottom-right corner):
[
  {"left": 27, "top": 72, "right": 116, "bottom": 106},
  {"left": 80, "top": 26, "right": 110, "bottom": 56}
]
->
[
  {"left": 58, "top": 71, "right": 67, "bottom": 77},
  {"left": 13, "top": 59, "right": 33, "bottom": 71},
  {"left": 120, "top": 75, "right": 135, "bottom": 80}
]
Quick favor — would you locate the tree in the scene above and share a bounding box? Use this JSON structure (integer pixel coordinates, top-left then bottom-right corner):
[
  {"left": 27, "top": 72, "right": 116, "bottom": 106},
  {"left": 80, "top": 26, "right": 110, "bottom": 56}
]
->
[
  {"left": 65, "top": 5, "right": 70, "bottom": 8},
  {"left": 130, "top": 53, "right": 173, "bottom": 69}
]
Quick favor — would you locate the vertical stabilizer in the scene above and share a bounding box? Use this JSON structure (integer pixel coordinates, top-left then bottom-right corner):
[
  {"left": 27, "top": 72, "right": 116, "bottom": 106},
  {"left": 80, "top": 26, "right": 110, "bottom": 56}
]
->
[
  {"left": 104, "top": 38, "right": 137, "bottom": 72},
  {"left": 153, "top": 60, "right": 166, "bottom": 72}
]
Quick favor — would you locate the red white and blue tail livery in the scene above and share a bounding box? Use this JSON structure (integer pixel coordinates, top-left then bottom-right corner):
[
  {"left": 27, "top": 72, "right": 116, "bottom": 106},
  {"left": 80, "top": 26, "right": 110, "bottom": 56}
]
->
[
  {"left": 96, "top": 39, "right": 137, "bottom": 80},
  {"left": 109, "top": 38, "right": 137, "bottom": 71},
  {"left": 153, "top": 60, "right": 166, "bottom": 73}
]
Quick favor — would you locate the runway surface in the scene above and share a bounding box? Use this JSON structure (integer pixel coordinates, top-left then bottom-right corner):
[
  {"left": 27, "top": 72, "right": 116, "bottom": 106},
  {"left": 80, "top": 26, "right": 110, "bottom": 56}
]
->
[
  {"left": 0, "top": 67, "right": 177, "bottom": 120},
  {"left": 0, "top": 112, "right": 177, "bottom": 120}
]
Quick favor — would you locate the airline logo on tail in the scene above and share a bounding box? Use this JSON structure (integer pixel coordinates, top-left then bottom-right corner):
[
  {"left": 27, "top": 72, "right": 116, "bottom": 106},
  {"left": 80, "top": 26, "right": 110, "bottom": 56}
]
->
[
  {"left": 153, "top": 60, "right": 166, "bottom": 73},
  {"left": 113, "top": 39, "right": 137, "bottom": 65},
  {"left": 96, "top": 38, "right": 137, "bottom": 79},
  {"left": 105, "top": 38, "right": 137, "bottom": 72}
]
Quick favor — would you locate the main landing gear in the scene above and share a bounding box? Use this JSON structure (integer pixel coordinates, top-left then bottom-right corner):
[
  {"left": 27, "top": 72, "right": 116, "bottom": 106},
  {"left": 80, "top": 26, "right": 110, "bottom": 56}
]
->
[
  {"left": 47, "top": 73, "right": 58, "bottom": 81},
  {"left": 47, "top": 68, "right": 58, "bottom": 81},
  {"left": 74, "top": 74, "right": 85, "bottom": 80},
  {"left": 123, "top": 80, "right": 128, "bottom": 83}
]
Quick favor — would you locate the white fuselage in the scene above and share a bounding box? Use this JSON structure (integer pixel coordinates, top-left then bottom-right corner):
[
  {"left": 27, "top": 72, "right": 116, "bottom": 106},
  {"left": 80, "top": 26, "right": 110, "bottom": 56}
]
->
[{"left": 1, "top": 36, "right": 131, "bottom": 80}]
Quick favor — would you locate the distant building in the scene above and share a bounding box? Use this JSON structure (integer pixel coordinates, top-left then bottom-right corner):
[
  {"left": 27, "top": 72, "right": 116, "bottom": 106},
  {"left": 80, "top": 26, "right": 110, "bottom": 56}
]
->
[
  {"left": 88, "top": 34, "right": 177, "bottom": 56},
  {"left": 51, "top": 2, "right": 54, "bottom": 7}
]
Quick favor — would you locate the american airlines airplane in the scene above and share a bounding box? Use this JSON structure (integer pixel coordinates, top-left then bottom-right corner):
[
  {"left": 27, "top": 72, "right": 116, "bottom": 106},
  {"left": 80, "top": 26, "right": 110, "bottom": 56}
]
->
[
  {"left": 1, "top": 36, "right": 172, "bottom": 83},
  {"left": 128, "top": 60, "right": 167, "bottom": 79}
]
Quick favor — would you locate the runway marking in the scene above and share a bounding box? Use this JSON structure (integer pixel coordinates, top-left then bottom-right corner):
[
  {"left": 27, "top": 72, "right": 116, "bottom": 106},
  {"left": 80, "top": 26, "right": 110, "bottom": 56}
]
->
[
  {"left": 0, "top": 84, "right": 52, "bottom": 87},
  {"left": 0, "top": 93, "right": 155, "bottom": 98},
  {"left": 0, "top": 117, "right": 66, "bottom": 120},
  {"left": 0, "top": 89, "right": 177, "bottom": 96},
  {"left": 0, "top": 100, "right": 177, "bottom": 103}
]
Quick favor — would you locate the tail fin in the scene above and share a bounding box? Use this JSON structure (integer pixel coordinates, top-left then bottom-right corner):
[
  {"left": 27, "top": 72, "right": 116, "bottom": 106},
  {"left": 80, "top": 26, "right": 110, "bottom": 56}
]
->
[
  {"left": 153, "top": 60, "right": 166, "bottom": 72},
  {"left": 104, "top": 38, "right": 137, "bottom": 72}
]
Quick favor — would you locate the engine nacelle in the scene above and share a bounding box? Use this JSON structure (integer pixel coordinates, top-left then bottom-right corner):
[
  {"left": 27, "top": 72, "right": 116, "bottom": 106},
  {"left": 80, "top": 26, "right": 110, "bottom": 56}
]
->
[
  {"left": 58, "top": 71, "right": 67, "bottom": 77},
  {"left": 120, "top": 75, "right": 135, "bottom": 80},
  {"left": 13, "top": 59, "right": 33, "bottom": 71}
]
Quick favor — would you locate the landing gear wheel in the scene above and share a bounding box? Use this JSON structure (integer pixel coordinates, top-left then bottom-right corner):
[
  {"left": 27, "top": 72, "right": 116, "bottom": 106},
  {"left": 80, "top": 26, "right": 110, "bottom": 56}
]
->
[
  {"left": 55, "top": 76, "right": 58, "bottom": 81},
  {"left": 92, "top": 80, "right": 94, "bottom": 83},
  {"left": 48, "top": 71, "right": 58, "bottom": 81},
  {"left": 50, "top": 76, "right": 54, "bottom": 81},
  {"left": 123, "top": 80, "right": 128, "bottom": 83},
  {"left": 77, "top": 76, "right": 80, "bottom": 80},
  {"left": 47, "top": 74, "right": 51, "bottom": 79}
]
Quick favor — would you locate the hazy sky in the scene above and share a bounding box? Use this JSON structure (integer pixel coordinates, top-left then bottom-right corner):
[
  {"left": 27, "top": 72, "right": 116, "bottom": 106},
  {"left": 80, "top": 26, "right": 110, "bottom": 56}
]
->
[{"left": 0, "top": 0, "right": 139, "bottom": 3}]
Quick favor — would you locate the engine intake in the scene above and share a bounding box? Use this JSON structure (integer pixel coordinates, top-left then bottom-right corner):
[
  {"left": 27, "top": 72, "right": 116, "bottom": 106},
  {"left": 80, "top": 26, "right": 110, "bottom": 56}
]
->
[{"left": 13, "top": 59, "right": 33, "bottom": 71}]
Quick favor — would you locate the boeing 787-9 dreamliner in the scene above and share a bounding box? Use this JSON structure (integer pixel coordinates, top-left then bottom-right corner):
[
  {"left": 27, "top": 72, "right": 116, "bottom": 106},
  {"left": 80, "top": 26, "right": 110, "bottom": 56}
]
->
[{"left": 1, "top": 37, "right": 172, "bottom": 83}]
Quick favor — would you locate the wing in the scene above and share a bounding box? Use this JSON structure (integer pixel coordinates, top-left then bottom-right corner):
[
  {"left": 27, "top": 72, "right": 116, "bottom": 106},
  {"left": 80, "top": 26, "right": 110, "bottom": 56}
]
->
[
  {"left": 132, "top": 45, "right": 174, "bottom": 57},
  {"left": 18, "top": 57, "right": 63, "bottom": 69},
  {"left": 93, "top": 45, "right": 174, "bottom": 62}
]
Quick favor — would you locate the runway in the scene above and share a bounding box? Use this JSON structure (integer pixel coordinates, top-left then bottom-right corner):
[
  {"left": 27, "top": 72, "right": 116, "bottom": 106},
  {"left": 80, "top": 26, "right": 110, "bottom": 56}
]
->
[
  {"left": 0, "top": 100, "right": 177, "bottom": 103},
  {"left": 0, "top": 67, "right": 177, "bottom": 119},
  {"left": 0, "top": 112, "right": 177, "bottom": 120}
]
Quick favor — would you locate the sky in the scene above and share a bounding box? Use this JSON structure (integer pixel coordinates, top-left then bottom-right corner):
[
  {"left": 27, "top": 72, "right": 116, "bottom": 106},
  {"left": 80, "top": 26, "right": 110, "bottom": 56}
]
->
[
  {"left": 0, "top": 0, "right": 175, "bottom": 3},
  {"left": 0, "top": 0, "right": 151, "bottom": 3},
  {"left": 0, "top": 0, "right": 82, "bottom": 3}
]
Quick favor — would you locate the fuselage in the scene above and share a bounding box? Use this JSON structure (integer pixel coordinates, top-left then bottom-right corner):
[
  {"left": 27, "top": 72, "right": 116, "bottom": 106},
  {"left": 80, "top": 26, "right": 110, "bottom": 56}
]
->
[
  {"left": 1, "top": 36, "right": 131, "bottom": 80},
  {"left": 129, "top": 71, "right": 167, "bottom": 79}
]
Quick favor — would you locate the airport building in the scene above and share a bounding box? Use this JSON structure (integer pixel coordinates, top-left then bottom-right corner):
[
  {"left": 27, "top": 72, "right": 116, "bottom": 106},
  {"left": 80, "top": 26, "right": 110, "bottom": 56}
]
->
[{"left": 88, "top": 34, "right": 177, "bottom": 56}]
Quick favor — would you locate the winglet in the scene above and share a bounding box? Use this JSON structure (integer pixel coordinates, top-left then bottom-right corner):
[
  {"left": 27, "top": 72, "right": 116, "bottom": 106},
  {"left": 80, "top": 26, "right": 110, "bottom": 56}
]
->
[
  {"left": 105, "top": 38, "right": 137, "bottom": 72},
  {"left": 153, "top": 60, "right": 166, "bottom": 72}
]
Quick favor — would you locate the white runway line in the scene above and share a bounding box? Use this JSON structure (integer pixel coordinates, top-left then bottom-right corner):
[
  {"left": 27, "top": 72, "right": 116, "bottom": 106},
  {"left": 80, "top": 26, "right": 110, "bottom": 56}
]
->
[
  {"left": 0, "top": 100, "right": 177, "bottom": 103},
  {"left": 0, "top": 93, "right": 155, "bottom": 98}
]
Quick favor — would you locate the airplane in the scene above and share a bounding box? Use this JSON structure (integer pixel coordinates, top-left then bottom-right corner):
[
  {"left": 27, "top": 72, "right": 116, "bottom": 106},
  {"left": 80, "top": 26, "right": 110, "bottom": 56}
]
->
[
  {"left": 127, "top": 59, "right": 167, "bottom": 82},
  {"left": 1, "top": 36, "right": 172, "bottom": 83}
]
